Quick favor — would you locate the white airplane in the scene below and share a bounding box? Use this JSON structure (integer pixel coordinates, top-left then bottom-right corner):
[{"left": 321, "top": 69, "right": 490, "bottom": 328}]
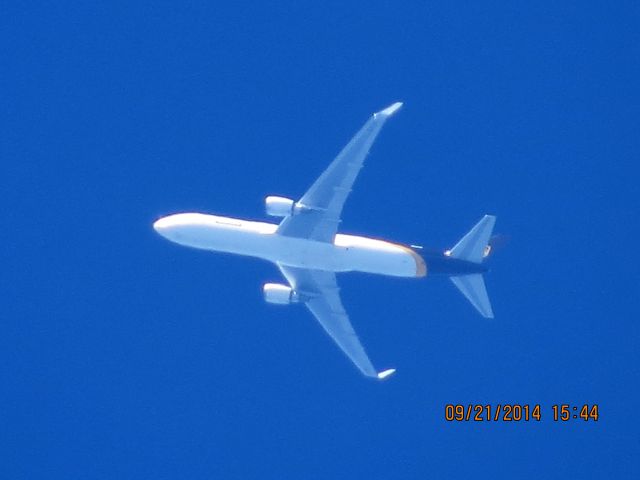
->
[{"left": 154, "top": 102, "right": 497, "bottom": 380}]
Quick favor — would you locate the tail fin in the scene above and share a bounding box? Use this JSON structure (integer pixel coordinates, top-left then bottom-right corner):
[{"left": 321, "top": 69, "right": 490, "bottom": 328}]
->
[{"left": 448, "top": 215, "right": 496, "bottom": 318}]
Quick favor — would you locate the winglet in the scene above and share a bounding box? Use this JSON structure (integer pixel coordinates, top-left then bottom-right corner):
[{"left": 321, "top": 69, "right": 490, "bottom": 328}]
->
[
  {"left": 375, "top": 102, "right": 403, "bottom": 118},
  {"left": 377, "top": 368, "right": 396, "bottom": 380}
]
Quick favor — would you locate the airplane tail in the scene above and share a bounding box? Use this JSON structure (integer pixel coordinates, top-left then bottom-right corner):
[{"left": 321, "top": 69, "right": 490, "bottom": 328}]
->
[{"left": 447, "top": 215, "right": 496, "bottom": 318}]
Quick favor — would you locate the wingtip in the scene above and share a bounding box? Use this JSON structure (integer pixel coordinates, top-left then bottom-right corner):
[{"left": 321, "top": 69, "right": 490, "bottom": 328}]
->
[
  {"left": 377, "top": 368, "right": 396, "bottom": 380},
  {"left": 376, "top": 102, "right": 403, "bottom": 117}
]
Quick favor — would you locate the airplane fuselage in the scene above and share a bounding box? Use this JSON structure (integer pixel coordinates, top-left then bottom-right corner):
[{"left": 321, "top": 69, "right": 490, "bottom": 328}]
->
[
  {"left": 154, "top": 213, "right": 487, "bottom": 278},
  {"left": 154, "top": 213, "right": 427, "bottom": 278}
]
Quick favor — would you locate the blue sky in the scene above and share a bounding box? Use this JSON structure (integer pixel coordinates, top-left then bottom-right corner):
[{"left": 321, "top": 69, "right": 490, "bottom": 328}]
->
[{"left": 2, "top": 1, "right": 639, "bottom": 478}]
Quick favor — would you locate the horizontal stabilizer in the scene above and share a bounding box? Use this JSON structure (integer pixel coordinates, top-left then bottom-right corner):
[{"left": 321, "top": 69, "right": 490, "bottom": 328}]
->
[
  {"left": 449, "top": 215, "right": 496, "bottom": 264},
  {"left": 377, "top": 368, "right": 396, "bottom": 380},
  {"left": 450, "top": 274, "right": 494, "bottom": 318}
]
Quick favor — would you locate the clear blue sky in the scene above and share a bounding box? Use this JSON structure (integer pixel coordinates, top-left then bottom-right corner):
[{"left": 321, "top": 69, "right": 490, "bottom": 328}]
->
[{"left": 2, "top": 1, "right": 638, "bottom": 478}]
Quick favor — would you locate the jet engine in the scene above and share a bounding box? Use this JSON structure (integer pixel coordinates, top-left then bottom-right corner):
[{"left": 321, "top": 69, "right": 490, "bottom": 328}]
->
[
  {"left": 265, "top": 196, "right": 295, "bottom": 217},
  {"left": 263, "top": 283, "right": 299, "bottom": 305}
]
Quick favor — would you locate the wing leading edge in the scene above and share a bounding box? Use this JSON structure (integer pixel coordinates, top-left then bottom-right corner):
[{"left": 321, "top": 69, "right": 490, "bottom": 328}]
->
[
  {"left": 278, "top": 264, "right": 395, "bottom": 380},
  {"left": 276, "top": 102, "right": 403, "bottom": 243}
]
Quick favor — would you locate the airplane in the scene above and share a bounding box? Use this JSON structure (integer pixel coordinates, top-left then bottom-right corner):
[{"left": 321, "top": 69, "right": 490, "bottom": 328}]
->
[{"left": 153, "top": 102, "right": 497, "bottom": 380}]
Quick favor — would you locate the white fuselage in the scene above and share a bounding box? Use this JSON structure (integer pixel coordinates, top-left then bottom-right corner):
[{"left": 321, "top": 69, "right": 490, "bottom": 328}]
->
[{"left": 153, "top": 213, "right": 426, "bottom": 278}]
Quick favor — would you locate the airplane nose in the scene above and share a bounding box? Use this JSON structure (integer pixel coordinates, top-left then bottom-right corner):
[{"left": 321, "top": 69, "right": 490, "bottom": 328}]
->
[
  {"left": 153, "top": 216, "right": 172, "bottom": 233},
  {"left": 153, "top": 219, "right": 164, "bottom": 232},
  {"left": 153, "top": 214, "right": 194, "bottom": 246}
]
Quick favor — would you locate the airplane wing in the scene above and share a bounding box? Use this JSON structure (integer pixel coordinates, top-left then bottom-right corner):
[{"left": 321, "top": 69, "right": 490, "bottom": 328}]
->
[
  {"left": 278, "top": 264, "right": 395, "bottom": 379},
  {"left": 276, "top": 102, "right": 403, "bottom": 243}
]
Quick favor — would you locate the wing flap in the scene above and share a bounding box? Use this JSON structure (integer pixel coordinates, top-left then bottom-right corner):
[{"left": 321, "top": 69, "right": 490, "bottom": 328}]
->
[
  {"left": 276, "top": 102, "right": 402, "bottom": 243},
  {"left": 278, "top": 264, "right": 392, "bottom": 378},
  {"left": 306, "top": 295, "right": 378, "bottom": 378}
]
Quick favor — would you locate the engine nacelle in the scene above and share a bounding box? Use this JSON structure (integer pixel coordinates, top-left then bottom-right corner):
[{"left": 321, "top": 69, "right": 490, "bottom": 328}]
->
[
  {"left": 263, "top": 283, "right": 299, "bottom": 305},
  {"left": 265, "top": 196, "right": 295, "bottom": 217}
]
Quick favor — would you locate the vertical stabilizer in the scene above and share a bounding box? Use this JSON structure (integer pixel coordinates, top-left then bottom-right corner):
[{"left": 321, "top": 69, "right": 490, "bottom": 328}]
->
[{"left": 450, "top": 274, "right": 494, "bottom": 318}]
